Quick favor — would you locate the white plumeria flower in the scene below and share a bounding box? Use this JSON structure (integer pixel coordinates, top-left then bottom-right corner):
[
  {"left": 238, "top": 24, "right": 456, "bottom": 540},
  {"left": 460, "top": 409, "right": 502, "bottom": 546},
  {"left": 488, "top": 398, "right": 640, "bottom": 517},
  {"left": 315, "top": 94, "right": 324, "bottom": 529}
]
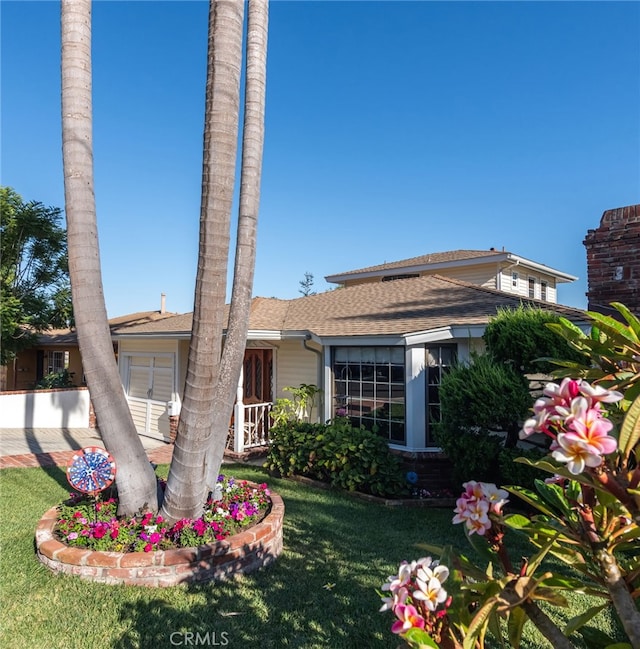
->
[
  {"left": 413, "top": 575, "right": 448, "bottom": 611},
  {"left": 481, "top": 483, "right": 509, "bottom": 513}
]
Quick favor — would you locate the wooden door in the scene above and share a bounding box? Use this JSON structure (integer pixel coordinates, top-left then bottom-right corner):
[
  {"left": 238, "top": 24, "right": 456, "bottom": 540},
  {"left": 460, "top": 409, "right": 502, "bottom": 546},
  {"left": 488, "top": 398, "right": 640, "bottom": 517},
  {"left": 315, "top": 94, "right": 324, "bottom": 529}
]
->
[{"left": 243, "top": 349, "right": 272, "bottom": 404}]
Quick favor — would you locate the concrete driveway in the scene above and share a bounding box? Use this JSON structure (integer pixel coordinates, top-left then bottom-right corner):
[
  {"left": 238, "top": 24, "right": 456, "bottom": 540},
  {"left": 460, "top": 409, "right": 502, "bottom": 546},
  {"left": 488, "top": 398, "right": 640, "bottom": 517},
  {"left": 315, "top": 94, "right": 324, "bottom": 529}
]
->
[{"left": 0, "top": 428, "right": 172, "bottom": 468}]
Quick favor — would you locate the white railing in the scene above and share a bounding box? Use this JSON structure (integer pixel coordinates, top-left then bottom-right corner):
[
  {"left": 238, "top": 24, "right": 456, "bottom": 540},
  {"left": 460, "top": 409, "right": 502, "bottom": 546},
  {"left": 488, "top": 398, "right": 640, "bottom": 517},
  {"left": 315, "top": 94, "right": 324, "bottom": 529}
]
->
[{"left": 228, "top": 401, "right": 272, "bottom": 453}]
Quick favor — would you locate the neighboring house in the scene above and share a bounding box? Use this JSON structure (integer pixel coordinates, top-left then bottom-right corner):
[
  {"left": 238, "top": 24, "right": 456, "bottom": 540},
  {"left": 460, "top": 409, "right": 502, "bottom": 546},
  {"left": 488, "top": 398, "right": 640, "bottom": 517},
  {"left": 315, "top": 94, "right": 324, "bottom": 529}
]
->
[
  {"left": 112, "top": 252, "right": 586, "bottom": 455},
  {"left": 4, "top": 307, "right": 176, "bottom": 391},
  {"left": 326, "top": 249, "right": 577, "bottom": 303},
  {"left": 584, "top": 204, "right": 640, "bottom": 317}
]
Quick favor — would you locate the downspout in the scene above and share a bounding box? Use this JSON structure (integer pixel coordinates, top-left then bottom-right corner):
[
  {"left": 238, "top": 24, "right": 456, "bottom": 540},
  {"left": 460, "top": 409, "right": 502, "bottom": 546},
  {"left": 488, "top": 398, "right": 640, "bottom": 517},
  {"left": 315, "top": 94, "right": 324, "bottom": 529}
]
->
[{"left": 303, "top": 334, "right": 324, "bottom": 422}]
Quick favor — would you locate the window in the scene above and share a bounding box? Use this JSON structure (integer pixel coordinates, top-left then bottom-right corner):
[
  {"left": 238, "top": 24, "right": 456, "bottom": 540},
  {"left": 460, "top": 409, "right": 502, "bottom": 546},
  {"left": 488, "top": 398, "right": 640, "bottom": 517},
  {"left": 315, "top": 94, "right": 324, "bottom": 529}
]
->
[
  {"left": 48, "top": 350, "right": 69, "bottom": 374},
  {"left": 528, "top": 277, "right": 536, "bottom": 299},
  {"left": 332, "top": 346, "right": 405, "bottom": 444},
  {"left": 512, "top": 271, "right": 519, "bottom": 287},
  {"left": 540, "top": 280, "right": 548, "bottom": 301},
  {"left": 425, "top": 344, "right": 457, "bottom": 445}
]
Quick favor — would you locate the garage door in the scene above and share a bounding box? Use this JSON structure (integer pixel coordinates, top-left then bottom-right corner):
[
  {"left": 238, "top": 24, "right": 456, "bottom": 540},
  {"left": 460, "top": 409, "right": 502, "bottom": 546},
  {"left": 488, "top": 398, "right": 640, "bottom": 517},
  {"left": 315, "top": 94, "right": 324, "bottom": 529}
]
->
[{"left": 123, "top": 354, "right": 175, "bottom": 441}]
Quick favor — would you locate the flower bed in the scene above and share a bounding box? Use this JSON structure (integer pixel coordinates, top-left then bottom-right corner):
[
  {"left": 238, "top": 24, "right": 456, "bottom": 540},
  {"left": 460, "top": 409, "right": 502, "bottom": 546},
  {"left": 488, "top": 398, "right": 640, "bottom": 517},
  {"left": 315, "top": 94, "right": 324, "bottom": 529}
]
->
[{"left": 35, "top": 477, "right": 284, "bottom": 587}]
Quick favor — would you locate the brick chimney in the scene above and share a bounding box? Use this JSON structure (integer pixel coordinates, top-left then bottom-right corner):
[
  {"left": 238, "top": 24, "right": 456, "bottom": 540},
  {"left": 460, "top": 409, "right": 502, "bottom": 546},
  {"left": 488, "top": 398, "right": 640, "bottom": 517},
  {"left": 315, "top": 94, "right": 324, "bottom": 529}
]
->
[{"left": 584, "top": 204, "right": 640, "bottom": 317}]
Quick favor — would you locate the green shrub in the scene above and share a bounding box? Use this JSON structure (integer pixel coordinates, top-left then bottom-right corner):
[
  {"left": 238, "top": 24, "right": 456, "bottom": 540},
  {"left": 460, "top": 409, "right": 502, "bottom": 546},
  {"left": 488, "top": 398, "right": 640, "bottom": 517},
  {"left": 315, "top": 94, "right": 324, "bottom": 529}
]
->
[
  {"left": 265, "top": 417, "right": 408, "bottom": 497},
  {"left": 433, "top": 425, "right": 503, "bottom": 487},
  {"left": 34, "top": 369, "right": 75, "bottom": 389},
  {"left": 483, "top": 305, "right": 585, "bottom": 374},
  {"left": 498, "top": 445, "right": 547, "bottom": 491}
]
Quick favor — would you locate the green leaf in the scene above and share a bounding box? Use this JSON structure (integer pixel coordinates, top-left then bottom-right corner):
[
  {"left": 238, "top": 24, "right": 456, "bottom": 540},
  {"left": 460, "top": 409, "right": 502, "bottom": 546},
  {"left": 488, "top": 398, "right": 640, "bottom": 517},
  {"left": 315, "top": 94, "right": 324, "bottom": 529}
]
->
[
  {"left": 402, "top": 627, "right": 440, "bottom": 649},
  {"left": 618, "top": 393, "right": 640, "bottom": 461},
  {"left": 504, "top": 485, "right": 557, "bottom": 517},
  {"left": 534, "top": 480, "right": 572, "bottom": 517},
  {"left": 564, "top": 603, "right": 609, "bottom": 637},
  {"left": 507, "top": 605, "right": 528, "bottom": 649},
  {"left": 463, "top": 599, "right": 498, "bottom": 649}
]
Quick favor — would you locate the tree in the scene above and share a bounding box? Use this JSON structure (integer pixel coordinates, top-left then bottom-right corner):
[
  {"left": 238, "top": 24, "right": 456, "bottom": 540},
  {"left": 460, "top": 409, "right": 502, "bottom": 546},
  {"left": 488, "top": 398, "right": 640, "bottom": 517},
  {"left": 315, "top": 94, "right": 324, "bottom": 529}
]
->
[
  {"left": 0, "top": 187, "right": 72, "bottom": 371},
  {"left": 299, "top": 271, "right": 316, "bottom": 296},
  {"left": 161, "top": 0, "right": 269, "bottom": 521},
  {"left": 61, "top": 0, "right": 158, "bottom": 515},
  {"left": 483, "top": 304, "right": 585, "bottom": 374}
]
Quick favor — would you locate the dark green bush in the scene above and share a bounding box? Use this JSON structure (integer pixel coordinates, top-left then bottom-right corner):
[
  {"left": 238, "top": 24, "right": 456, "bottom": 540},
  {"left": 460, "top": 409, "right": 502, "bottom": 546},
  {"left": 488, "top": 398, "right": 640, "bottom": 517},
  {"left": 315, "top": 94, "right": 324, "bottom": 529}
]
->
[
  {"left": 498, "top": 446, "right": 547, "bottom": 491},
  {"left": 265, "top": 417, "right": 408, "bottom": 497},
  {"left": 483, "top": 305, "right": 585, "bottom": 374},
  {"left": 34, "top": 369, "right": 75, "bottom": 389},
  {"left": 433, "top": 425, "right": 503, "bottom": 487}
]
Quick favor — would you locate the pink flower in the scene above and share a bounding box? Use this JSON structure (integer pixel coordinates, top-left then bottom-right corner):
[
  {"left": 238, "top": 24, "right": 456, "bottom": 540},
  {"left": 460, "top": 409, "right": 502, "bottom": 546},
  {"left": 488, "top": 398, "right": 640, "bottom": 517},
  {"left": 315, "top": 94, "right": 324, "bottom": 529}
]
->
[
  {"left": 67, "top": 532, "right": 78, "bottom": 540},
  {"left": 552, "top": 434, "right": 605, "bottom": 475},
  {"left": 390, "top": 604, "right": 426, "bottom": 635},
  {"left": 144, "top": 543, "right": 153, "bottom": 552},
  {"left": 452, "top": 481, "right": 508, "bottom": 535}
]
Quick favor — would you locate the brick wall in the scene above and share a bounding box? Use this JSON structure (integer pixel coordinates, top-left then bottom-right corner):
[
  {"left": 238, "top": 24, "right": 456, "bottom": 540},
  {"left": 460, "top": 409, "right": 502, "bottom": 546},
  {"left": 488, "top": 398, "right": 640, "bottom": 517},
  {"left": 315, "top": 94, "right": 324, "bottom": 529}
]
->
[{"left": 584, "top": 204, "right": 640, "bottom": 316}]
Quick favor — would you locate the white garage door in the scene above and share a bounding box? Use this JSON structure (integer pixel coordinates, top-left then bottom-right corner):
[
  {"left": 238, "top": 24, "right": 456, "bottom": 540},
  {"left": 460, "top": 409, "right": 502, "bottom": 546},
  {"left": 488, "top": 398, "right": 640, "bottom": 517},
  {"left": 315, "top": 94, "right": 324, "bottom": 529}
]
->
[{"left": 123, "top": 353, "right": 175, "bottom": 441}]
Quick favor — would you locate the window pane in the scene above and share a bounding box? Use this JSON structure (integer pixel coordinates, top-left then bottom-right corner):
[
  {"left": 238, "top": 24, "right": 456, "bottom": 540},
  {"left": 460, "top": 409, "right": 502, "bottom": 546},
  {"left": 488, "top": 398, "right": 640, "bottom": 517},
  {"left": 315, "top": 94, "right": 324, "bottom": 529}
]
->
[{"left": 332, "top": 346, "right": 405, "bottom": 444}]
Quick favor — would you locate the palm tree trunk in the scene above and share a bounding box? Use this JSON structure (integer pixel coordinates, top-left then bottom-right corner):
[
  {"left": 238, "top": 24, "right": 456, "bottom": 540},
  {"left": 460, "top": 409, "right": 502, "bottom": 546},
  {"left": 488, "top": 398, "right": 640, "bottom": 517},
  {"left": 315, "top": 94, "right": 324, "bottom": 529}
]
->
[
  {"left": 161, "top": 0, "right": 245, "bottom": 523},
  {"left": 206, "top": 0, "right": 269, "bottom": 488},
  {"left": 61, "top": 0, "right": 158, "bottom": 515}
]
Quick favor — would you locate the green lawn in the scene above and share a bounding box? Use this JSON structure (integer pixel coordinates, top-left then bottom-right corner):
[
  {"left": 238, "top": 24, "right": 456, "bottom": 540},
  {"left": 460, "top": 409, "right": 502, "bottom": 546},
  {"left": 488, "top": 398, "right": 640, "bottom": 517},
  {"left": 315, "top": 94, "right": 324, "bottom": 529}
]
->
[{"left": 0, "top": 464, "right": 624, "bottom": 649}]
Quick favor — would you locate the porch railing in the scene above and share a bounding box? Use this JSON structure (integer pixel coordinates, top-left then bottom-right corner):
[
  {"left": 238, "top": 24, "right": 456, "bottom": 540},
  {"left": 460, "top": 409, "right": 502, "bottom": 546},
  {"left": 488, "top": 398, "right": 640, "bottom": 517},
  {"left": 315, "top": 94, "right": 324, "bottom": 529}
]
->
[{"left": 227, "top": 401, "right": 272, "bottom": 453}]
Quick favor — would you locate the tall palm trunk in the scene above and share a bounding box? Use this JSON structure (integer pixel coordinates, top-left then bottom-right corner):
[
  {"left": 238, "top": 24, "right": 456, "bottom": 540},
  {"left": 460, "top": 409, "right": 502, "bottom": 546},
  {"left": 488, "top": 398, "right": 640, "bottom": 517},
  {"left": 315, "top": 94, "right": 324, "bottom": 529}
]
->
[
  {"left": 61, "top": 0, "right": 158, "bottom": 515},
  {"left": 161, "top": 0, "right": 246, "bottom": 523},
  {"left": 206, "top": 0, "right": 269, "bottom": 487}
]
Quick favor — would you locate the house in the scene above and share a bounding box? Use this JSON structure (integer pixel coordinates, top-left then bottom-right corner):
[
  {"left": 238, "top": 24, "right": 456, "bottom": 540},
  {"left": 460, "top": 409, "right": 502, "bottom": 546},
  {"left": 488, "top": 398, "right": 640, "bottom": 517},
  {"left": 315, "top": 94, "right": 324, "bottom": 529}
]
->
[
  {"left": 326, "top": 249, "right": 577, "bottom": 303},
  {"left": 4, "top": 307, "right": 176, "bottom": 391},
  {"left": 112, "top": 251, "right": 586, "bottom": 456}
]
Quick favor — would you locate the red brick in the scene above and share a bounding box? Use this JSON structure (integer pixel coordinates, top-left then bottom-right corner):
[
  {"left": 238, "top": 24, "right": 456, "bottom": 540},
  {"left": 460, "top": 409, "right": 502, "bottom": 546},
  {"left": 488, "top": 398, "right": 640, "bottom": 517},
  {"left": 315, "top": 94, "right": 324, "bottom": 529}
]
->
[
  {"left": 162, "top": 548, "right": 198, "bottom": 566},
  {"left": 120, "top": 552, "right": 155, "bottom": 568},
  {"left": 85, "top": 552, "right": 121, "bottom": 568}
]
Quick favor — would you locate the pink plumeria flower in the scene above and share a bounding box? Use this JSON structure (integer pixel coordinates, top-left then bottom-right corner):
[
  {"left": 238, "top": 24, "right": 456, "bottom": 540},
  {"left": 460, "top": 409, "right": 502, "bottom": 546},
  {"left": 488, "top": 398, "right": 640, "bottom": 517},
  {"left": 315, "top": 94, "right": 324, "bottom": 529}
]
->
[
  {"left": 578, "top": 382, "right": 623, "bottom": 404},
  {"left": 566, "top": 399, "right": 618, "bottom": 456},
  {"left": 551, "top": 433, "right": 605, "bottom": 475},
  {"left": 453, "top": 496, "right": 491, "bottom": 535},
  {"left": 381, "top": 561, "right": 413, "bottom": 594},
  {"left": 379, "top": 585, "right": 408, "bottom": 612},
  {"left": 390, "top": 604, "right": 426, "bottom": 635},
  {"left": 481, "top": 483, "right": 509, "bottom": 514}
]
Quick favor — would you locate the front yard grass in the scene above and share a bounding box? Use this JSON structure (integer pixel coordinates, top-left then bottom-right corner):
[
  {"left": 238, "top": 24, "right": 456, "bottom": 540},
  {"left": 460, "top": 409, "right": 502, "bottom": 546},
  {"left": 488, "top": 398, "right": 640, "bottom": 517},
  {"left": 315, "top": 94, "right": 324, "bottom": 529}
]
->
[{"left": 0, "top": 463, "right": 624, "bottom": 649}]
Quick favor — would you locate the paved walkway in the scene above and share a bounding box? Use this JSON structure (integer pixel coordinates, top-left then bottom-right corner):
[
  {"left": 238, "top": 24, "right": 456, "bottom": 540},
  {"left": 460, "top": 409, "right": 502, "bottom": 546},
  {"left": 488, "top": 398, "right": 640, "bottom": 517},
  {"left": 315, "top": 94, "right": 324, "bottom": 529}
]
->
[{"left": 0, "top": 428, "right": 173, "bottom": 469}]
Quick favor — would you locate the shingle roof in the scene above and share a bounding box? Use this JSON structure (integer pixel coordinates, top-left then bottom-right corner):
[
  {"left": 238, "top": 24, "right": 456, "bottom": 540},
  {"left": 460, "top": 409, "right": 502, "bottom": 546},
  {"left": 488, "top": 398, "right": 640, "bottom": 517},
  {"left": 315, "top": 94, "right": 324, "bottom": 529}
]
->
[
  {"left": 327, "top": 249, "right": 505, "bottom": 279},
  {"left": 113, "top": 275, "right": 586, "bottom": 339},
  {"left": 35, "top": 310, "right": 178, "bottom": 345},
  {"left": 283, "top": 274, "right": 585, "bottom": 337}
]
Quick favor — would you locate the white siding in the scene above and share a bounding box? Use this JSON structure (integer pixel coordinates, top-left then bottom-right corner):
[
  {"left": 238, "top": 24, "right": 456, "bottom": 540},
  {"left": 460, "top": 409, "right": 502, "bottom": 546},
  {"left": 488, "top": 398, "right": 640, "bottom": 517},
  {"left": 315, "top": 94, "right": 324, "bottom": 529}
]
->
[
  {"left": 274, "top": 340, "right": 319, "bottom": 399},
  {"left": 498, "top": 270, "right": 558, "bottom": 303},
  {"left": 423, "top": 264, "right": 497, "bottom": 289},
  {"left": 119, "top": 339, "right": 178, "bottom": 354}
]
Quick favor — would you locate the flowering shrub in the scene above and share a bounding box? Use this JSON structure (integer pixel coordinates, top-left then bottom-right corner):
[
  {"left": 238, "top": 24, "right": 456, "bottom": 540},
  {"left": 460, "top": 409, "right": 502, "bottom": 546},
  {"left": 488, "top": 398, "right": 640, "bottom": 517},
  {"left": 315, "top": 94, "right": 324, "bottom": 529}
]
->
[
  {"left": 379, "top": 378, "right": 640, "bottom": 649},
  {"left": 56, "top": 475, "right": 271, "bottom": 553}
]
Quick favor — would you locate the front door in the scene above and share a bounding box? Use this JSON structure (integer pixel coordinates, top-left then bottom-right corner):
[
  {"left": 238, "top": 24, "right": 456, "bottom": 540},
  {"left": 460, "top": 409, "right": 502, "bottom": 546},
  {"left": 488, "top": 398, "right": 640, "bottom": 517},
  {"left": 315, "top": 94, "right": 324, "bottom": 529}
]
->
[{"left": 243, "top": 349, "right": 272, "bottom": 404}]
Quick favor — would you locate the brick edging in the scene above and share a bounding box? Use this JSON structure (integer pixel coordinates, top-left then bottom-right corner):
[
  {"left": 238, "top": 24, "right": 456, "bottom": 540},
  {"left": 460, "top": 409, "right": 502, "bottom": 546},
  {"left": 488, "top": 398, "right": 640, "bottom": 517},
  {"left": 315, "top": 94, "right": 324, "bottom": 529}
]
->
[{"left": 35, "top": 490, "right": 284, "bottom": 587}]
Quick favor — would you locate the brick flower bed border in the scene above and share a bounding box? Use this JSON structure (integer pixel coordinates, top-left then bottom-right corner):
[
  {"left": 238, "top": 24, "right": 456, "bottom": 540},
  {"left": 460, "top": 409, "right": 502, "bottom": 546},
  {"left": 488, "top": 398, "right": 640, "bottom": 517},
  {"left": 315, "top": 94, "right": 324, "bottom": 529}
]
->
[{"left": 35, "top": 489, "right": 284, "bottom": 587}]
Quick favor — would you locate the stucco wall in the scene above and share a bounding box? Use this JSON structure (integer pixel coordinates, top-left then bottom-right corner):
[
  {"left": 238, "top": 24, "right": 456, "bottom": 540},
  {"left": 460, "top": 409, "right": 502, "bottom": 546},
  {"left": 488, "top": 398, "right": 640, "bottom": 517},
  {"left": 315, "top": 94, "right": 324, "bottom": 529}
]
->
[{"left": 0, "top": 387, "right": 90, "bottom": 428}]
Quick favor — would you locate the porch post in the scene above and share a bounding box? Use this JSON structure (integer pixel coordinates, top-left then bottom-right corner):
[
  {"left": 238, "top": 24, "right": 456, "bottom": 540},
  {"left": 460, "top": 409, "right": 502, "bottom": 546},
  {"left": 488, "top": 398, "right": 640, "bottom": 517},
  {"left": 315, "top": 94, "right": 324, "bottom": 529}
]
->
[{"left": 234, "top": 364, "right": 245, "bottom": 453}]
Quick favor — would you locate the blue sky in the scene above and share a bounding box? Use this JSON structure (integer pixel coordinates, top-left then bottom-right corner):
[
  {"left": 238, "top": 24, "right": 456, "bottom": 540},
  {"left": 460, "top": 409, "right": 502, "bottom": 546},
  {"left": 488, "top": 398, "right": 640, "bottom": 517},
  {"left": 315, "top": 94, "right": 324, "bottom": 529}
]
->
[{"left": 2, "top": 1, "right": 639, "bottom": 317}]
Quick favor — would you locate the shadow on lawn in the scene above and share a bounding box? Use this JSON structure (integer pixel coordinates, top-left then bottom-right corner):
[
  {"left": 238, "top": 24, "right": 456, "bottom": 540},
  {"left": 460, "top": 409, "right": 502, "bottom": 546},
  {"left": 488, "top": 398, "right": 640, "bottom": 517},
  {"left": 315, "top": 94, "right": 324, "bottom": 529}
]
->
[{"left": 111, "top": 485, "right": 402, "bottom": 649}]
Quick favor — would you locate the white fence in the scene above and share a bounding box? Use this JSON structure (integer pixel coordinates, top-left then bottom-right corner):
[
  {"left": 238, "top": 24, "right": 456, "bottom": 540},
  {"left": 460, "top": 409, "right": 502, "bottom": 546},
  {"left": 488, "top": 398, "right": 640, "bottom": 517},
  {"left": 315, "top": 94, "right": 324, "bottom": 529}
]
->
[
  {"left": 0, "top": 388, "right": 91, "bottom": 428},
  {"left": 229, "top": 402, "right": 272, "bottom": 453}
]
